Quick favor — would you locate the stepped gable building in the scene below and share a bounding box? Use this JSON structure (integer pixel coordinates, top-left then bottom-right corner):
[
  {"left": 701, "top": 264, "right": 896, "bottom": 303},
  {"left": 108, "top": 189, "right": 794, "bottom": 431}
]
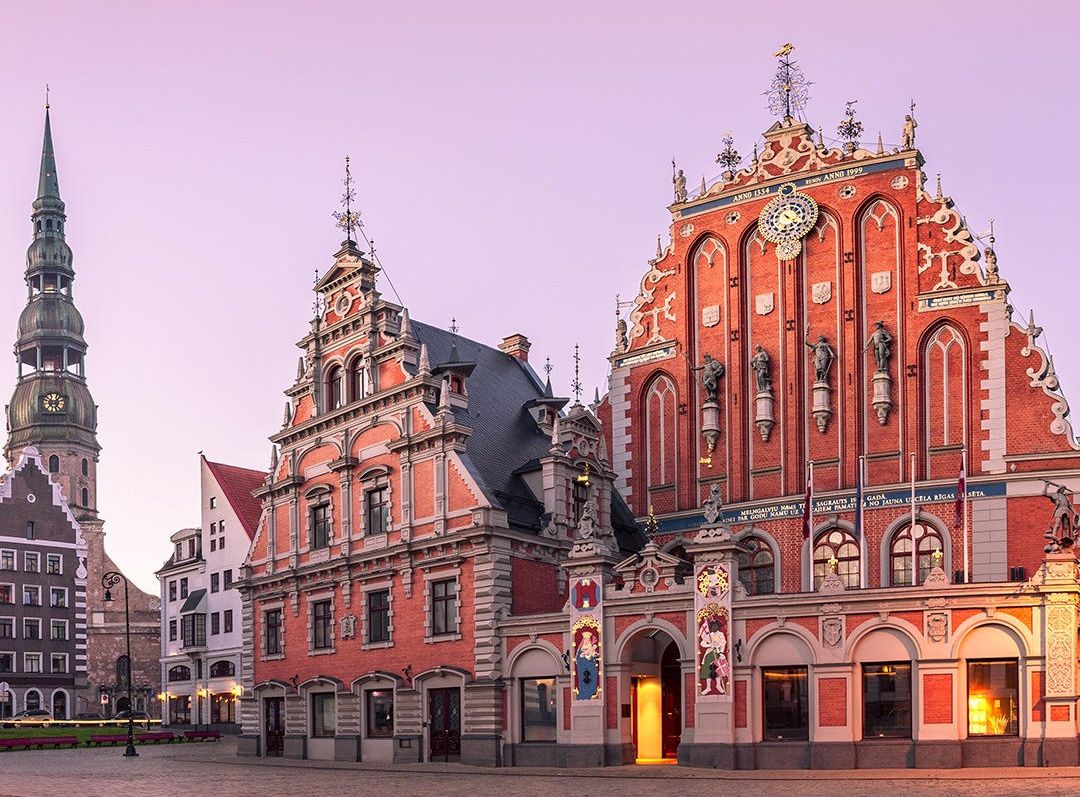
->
[
  {"left": 157, "top": 456, "right": 265, "bottom": 730},
  {"left": 0, "top": 447, "right": 88, "bottom": 720},
  {"left": 238, "top": 216, "right": 641, "bottom": 763},
  {"left": 3, "top": 107, "right": 160, "bottom": 717}
]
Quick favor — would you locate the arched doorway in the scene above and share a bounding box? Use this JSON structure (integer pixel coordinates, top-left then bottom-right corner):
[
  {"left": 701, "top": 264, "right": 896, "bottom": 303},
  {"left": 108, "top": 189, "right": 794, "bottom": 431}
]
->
[
  {"left": 625, "top": 629, "right": 682, "bottom": 763},
  {"left": 52, "top": 690, "right": 68, "bottom": 720},
  {"left": 115, "top": 696, "right": 130, "bottom": 713}
]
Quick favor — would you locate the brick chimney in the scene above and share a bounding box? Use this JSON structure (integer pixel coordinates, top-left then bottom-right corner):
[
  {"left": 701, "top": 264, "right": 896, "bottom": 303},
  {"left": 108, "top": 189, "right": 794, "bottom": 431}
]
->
[{"left": 498, "top": 333, "right": 531, "bottom": 362}]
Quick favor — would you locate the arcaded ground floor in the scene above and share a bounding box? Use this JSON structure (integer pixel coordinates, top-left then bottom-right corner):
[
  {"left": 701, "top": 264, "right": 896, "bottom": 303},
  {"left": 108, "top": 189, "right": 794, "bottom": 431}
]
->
[{"left": 7, "top": 738, "right": 1080, "bottom": 797}]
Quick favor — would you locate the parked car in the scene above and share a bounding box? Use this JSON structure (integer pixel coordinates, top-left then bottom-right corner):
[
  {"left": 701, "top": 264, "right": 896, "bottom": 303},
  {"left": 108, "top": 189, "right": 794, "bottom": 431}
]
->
[
  {"left": 75, "top": 711, "right": 107, "bottom": 725},
  {"left": 6, "top": 709, "right": 52, "bottom": 728},
  {"left": 110, "top": 710, "right": 151, "bottom": 728}
]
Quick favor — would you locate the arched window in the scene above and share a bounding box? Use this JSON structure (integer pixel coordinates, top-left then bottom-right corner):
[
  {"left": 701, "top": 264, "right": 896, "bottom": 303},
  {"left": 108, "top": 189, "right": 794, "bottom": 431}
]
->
[
  {"left": 48, "top": 455, "right": 59, "bottom": 473},
  {"left": 325, "top": 365, "right": 343, "bottom": 412},
  {"left": 25, "top": 690, "right": 41, "bottom": 711},
  {"left": 81, "top": 458, "right": 89, "bottom": 476},
  {"left": 350, "top": 357, "right": 367, "bottom": 401},
  {"left": 814, "top": 528, "right": 860, "bottom": 589},
  {"left": 209, "top": 660, "right": 235, "bottom": 678},
  {"left": 644, "top": 375, "right": 677, "bottom": 490},
  {"left": 922, "top": 324, "right": 966, "bottom": 472},
  {"left": 81, "top": 488, "right": 89, "bottom": 506},
  {"left": 890, "top": 523, "right": 944, "bottom": 586},
  {"left": 116, "top": 655, "right": 131, "bottom": 685},
  {"left": 52, "top": 691, "right": 67, "bottom": 720},
  {"left": 168, "top": 665, "right": 192, "bottom": 682},
  {"left": 737, "top": 536, "right": 775, "bottom": 595}
]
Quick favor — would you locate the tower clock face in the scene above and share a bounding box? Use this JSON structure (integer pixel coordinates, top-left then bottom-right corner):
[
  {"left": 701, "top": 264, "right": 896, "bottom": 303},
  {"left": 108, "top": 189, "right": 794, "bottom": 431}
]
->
[
  {"left": 41, "top": 392, "right": 66, "bottom": 413},
  {"left": 757, "top": 183, "right": 819, "bottom": 260}
]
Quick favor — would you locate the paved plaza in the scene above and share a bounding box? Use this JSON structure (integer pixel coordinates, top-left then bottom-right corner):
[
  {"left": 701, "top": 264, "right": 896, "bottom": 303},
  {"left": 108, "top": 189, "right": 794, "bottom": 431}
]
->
[{"left": 0, "top": 739, "right": 1079, "bottom": 797}]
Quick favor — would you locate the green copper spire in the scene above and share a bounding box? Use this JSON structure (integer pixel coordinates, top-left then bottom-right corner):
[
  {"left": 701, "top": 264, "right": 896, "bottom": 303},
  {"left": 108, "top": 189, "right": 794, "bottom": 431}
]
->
[{"left": 37, "top": 106, "right": 61, "bottom": 201}]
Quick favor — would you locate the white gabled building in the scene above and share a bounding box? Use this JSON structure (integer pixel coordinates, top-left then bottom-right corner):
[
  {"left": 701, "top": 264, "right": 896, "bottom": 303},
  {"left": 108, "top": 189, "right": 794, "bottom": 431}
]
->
[{"left": 157, "top": 456, "right": 264, "bottom": 729}]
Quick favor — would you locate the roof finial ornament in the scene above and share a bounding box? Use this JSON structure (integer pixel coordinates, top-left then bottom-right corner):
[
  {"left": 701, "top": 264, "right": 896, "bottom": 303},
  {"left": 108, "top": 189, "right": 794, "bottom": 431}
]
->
[
  {"left": 699, "top": 174, "right": 707, "bottom": 196},
  {"left": 332, "top": 155, "right": 362, "bottom": 244},
  {"left": 876, "top": 132, "right": 884, "bottom": 155},
  {"left": 543, "top": 356, "right": 555, "bottom": 396},
  {"left": 901, "top": 99, "right": 918, "bottom": 150},
  {"left": 672, "top": 158, "right": 687, "bottom": 203},
  {"left": 614, "top": 294, "right": 630, "bottom": 354},
  {"left": 571, "top": 344, "right": 583, "bottom": 405},
  {"left": 418, "top": 342, "right": 431, "bottom": 375},
  {"left": 837, "top": 100, "right": 863, "bottom": 154},
  {"left": 816, "top": 127, "right": 825, "bottom": 149},
  {"left": 1026, "top": 309, "right": 1042, "bottom": 341},
  {"left": 751, "top": 141, "right": 759, "bottom": 165},
  {"left": 655, "top": 235, "right": 663, "bottom": 260},
  {"left": 766, "top": 43, "right": 809, "bottom": 123},
  {"left": 45, "top": 83, "right": 50, "bottom": 110},
  {"left": 935, "top": 173, "right": 943, "bottom": 201},
  {"left": 716, "top": 132, "right": 741, "bottom": 181},
  {"left": 312, "top": 266, "right": 325, "bottom": 320},
  {"left": 982, "top": 219, "right": 999, "bottom": 281}
]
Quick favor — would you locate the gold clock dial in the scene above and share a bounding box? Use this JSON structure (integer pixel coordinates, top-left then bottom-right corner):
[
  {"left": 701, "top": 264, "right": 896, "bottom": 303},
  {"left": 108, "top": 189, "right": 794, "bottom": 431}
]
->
[
  {"left": 42, "top": 392, "right": 66, "bottom": 413},
  {"left": 757, "top": 183, "right": 819, "bottom": 260}
]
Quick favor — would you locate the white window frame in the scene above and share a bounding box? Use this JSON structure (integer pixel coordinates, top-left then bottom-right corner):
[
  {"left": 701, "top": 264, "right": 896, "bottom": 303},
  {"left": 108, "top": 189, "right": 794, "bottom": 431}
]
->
[
  {"left": 50, "top": 619, "right": 69, "bottom": 641},
  {"left": 307, "top": 592, "right": 335, "bottom": 655},
  {"left": 23, "top": 551, "right": 40, "bottom": 573},
  {"left": 423, "top": 568, "right": 462, "bottom": 643},
  {"left": 45, "top": 553, "right": 63, "bottom": 575},
  {"left": 361, "top": 580, "right": 394, "bottom": 650},
  {"left": 0, "top": 549, "right": 15, "bottom": 572},
  {"left": 50, "top": 652, "right": 68, "bottom": 674},
  {"left": 0, "top": 649, "right": 14, "bottom": 674},
  {"left": 23, "top": 617, "right": 42, "bottom": 640},
  {"left": 0, "top": 616, "right": 14, "bottom": 639},
  {"left": 22, "top": 585, "right": 41, "bottom": 606},
  {"left": 24, "top": 652, "right": 43, "bottom": 674},
  {"left": 0, "top": 582, "right": 14, "bottom": 606},
  {"left": 50, "top": 586, "right": 68, "bottom": 609},
  {"left": 261, "top": 602, "right": 285, "bottom": 661}
]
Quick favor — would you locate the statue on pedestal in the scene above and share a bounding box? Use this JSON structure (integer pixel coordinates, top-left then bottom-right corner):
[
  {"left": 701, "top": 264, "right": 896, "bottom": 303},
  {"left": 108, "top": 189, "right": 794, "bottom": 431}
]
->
[
  {"left": 865, "top": 321, "right": 893, "bottom": 373},
  {"left": 805, "top": 333, "right": 835, "bottom": 383},
  {"left": 1042, "top": 480, "right": 1078, "bottom": 553},
  {"left": 751, "top": 345, "right": 772, "bottom": 392},
  {"left": 700, "top": 354, "right": 725, "bottom": 403}
]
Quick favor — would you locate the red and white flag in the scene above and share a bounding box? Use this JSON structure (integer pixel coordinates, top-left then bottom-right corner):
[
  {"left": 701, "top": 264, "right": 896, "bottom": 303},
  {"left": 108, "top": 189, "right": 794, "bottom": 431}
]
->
[
  {"left": 954, "top": 457, "right": 966, "bottom": 530},
  {"left": 802, "top": 461, "right": 814, "bottom": 539}
]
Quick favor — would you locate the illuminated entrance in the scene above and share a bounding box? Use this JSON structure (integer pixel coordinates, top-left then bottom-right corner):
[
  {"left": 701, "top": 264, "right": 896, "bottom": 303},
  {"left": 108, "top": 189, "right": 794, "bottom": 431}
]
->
[{"left": 628, "top": 630, "right": 681, "bottom": 763}]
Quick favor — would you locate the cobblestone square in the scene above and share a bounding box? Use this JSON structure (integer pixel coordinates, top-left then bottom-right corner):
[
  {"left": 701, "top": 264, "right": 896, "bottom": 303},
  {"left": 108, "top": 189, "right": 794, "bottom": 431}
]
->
[{"left": 2, "top": 740, "right": 1080, "bottom": 797}]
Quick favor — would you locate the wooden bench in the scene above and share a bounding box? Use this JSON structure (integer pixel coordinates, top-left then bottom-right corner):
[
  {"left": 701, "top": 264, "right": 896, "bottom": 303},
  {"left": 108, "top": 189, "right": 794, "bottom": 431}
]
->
[
  {"left": 89, "top": 734, "right": 133, "bottom": 747},
  {"left": 0, "top": 736, "right": 79, "bottom": 750},
  {"left": 136, "top": 732, "right": 175, "bottom": 744},
  {"left": 183, "top": 730, "right": 223, "bottom": 742}
]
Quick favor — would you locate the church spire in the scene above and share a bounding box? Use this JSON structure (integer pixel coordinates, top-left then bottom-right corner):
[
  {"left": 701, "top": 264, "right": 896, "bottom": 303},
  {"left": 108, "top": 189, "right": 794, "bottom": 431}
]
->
[{"left": 37, "top": 105, "right": 61, "bottom": 203}]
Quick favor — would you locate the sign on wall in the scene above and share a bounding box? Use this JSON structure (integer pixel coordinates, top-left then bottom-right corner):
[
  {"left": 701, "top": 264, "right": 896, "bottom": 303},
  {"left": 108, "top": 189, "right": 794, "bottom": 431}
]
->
[
  {"left": 570, "top": 577, "right": 603, "bottom": 701},
  {"left": 694, "top": 563, "right": 732, "bottom": 701}
]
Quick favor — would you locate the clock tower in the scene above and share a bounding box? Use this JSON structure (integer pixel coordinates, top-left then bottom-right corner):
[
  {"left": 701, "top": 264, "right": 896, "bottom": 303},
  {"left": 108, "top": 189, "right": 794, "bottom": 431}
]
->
[{"left": 4, "top": 105, "right": 100, "bottom": 519}]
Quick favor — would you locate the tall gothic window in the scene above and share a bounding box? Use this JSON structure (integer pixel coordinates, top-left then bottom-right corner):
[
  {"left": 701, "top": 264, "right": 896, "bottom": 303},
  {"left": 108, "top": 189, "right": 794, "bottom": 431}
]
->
[
  {"left": 922, "top": 324, "right": 966, "bottom": 474},
  {"left": 813, "top": 528, "right": 860, "bottom": 589},
  {"left": 350, "top": 357, "right": 367, "bottom": 401},
  {"left": 737, "top": 536, "right": 775, "bottom": 595},
  {"left": 325, "top": 365, "right": 343, "bottom": 412},
  {"left": 644, "top": 375, "right": 677, "bottom": 492},
  {"left": 889, "top": 523, "right": 944, "bottom": 586},
  {"left": 116, "top": 655, "right": 131, "bottom": 685}
]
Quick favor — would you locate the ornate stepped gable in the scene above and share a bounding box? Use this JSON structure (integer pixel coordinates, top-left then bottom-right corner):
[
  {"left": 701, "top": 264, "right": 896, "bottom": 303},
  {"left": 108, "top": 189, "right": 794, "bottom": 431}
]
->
[{"left": 604, "top": 114, "right": 1080, "bottom": 527}]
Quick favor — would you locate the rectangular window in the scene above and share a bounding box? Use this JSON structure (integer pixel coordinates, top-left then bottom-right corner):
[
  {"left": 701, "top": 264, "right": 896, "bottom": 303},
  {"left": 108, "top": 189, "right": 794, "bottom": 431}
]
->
[
  {"left": 46, "top": 554, "right": 62, "bottom": 575},
  {"left": 188, "top": 539, "right": 197, "bottom": 558},
  {"left": 168, "top": 619, "right": 177, "bottom": 641},
  {"left": 224, "top": 569, "right": 233, "bottom": 590},
  {"left": 367, "top": 589, "right": 390, "bottom": 643},
  {"left": 181, "top": 613, "right": 207, "bottom": 647},
  {"left": 174, "top": 542, "right": 183, "bottom": 562},
  {"left": 211, "top": 612, "right": 221, "bottom": 635},
  {"left": 0, "top": 551, "right": 14, "bottom": 571},
  {"left": 168, "top": 581, "right": 177, "bottom": 602},
  {"left": 968, "top": 660, "right": 1019, "bottom": 737},
  {"left": 0, "top": 618, "right": 12, "bottom": 638},
  {"left": 0, "top": 584, "right": 12, "bottom": 605},
  {"left": 23, "top": 552, "right": 39, "bottom": 573},
  {"left": 211, "top": 693, "right": 236, "bottom": 724},
  {"left": 50, "top": 653, "right": 67, "bottom": 673},
  {"left": 220, "top": 536, "right": 225, "bottom": 550},
  {"left": 311, "top": 692, "right": 336, "bottom": 737},
  {"left": 224, "top": 609, "right": 233, "bottom": 633},
  {"left": 0, "top": 653, "right": 12, "bottom": 672},
  {"left": 50, "top": 620, "right": 68, "bottom": 641},
  {"left": 50, "top": 588, "right": 67, "bottom": 608},
  {"left": 169, "top": 695, "right": 191, "bottom": 725},
  {"left": 365, "top": 487, "right": 389, "bottom": 535},
  {"left": 210, "top": 522, "right": 217, "bottom": 535},
  {"left": 521, "top": 677, "right": 558, "bottom": 742},
  {"left": 209, "top": 497, "right": 217, "bottom": 509},
  {"left": 180, "top": 578, "right": 189, "bottom": 599},
  {"left": 365, "top": 689, "right": 394, "bottom": 738},
  {"left": 310, "top": 504, "right": 331, "bottom": 549},
  {"left": 24, "top": 652, "right": 42, "bottom": 673},
  {"left": 431, "top": 578, "right": 457, "bottom": 636},
  {"left": 862, "top": 662, "right": 912, "bottom": 739},
  {"left": 220, "top": 520, "right": 225, "bottom": 535},
  {"left": 762, "top": 666, "right": 809, "bottom": 741},
  {"left": 25, "top": 522, "right": 34, "bottom": 540},
  {"left": 23, "top": 618, "right": 40, "bottom": 640},
  {"left": 265, "top": 609, "right": 282, "bottom": 655},
  {"left": 210, "top": 538, "right": 217, "bottom": 552},
  {"left": 313, "top": 600, "right": 333, "bottom": 650},
  {"left": 22, "top": 586, "right": 41, "bottom": 606},
  {"left": 210, "top": 572, "right": 220, "bottom": 593}
]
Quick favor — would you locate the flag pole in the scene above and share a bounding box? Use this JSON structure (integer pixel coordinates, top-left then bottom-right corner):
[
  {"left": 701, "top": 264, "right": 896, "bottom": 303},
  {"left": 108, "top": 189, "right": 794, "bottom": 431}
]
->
[
  {"left": 857, "top": 455, "right": 866, "bottom": 589},
  {"left": 910, "top": 452, "right": 918, "bottom": 586},
  {"left": 962, "top": 447, "right": 969, "bottom": 584},
  {"left": 806, "top": 460, "right": 814, "bottom": 591}
]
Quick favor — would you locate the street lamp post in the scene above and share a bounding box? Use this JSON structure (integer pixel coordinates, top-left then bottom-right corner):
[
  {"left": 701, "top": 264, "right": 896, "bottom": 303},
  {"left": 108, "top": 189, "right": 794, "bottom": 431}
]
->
[{"left": 102, "top": 570, "right": 137, "bottom": 758}]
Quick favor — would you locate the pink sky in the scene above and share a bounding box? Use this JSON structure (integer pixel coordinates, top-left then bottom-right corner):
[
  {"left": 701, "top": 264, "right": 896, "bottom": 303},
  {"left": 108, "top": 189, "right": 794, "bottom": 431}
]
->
[{"left": 1, "top": 2, "right": 1077, "bottom": 591}]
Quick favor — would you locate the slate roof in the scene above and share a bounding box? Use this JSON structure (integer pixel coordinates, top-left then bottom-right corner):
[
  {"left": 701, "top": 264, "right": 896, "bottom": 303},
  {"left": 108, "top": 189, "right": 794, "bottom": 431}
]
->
[
  {"left": 412, "top": 321, "right": 645, "bottom": 553},
  {"left": 205, "top": 459, "right": 267, "bottom": 540}
]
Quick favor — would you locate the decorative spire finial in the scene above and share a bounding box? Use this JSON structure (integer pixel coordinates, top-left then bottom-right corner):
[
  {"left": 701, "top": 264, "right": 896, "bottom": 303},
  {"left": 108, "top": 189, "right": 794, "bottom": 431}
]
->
[
  {"left": 45, "top": 83, "right": 50, "bottom": 110},
  {"left": 876, "top": 132, "right": 884, "bottom": 155},
  {"left": 544, "top": 357, "right": 553, "bottom": 379},
  {"left": 716, "top": 133, "right": 741, "bottom": 179},
  {"left": 935, "top": 173, "right": 943, "bottom": 201},
  {"left": 571, "top": 344, "right": 582, "bottom": 404},
  {"left": 766, "top": 43, "right": 809, "bottom": 123},
  {"left": 837, "top": 100, "right": 863, "bottom": 152},
  {"left": 312, "top": 266, "right": 325, "bottom": 320},
  {"left": 418, "top": 342, "right": 431, "bottom": 375},
  {"left": 332, "top": 155, "right": 362, "bottom": 244},
  {"left": 655, "top": 235, "right": 662, "bottom": 260}
]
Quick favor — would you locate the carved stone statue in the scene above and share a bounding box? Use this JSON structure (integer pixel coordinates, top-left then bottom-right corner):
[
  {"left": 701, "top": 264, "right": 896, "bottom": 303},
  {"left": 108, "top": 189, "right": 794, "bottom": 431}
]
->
[
  {"left": 984, "top": 245, "right": 998, "bottom": 281},
  {"left": 901, "top": 113, "right": 917, "bottom": 150},
  {"left": 701, "top": 355, "right": 725, "bottom": 403},
  {"left": 673, "top": 168, "right": 688, "bottom": 203},
  {"left": 751, "top": 345, "right": 771, "bottom": 392},
  {"left": 615, "top": 317, "right": 628, "bottom": 353},
  {"left": 865, "top": 321, "right": 893, "bottom": 373},
  {"left": 576, "top": 500, "right": 599, "bottom": 540},
  {"left": 703, "top": 482, "right": 723, "bottom": 524},
  {"left": 805, "top": 334, "right": 836, "bottom": 383},
  {"left": 1042, "top": 480, "right": 1078, "bottom": 552}
]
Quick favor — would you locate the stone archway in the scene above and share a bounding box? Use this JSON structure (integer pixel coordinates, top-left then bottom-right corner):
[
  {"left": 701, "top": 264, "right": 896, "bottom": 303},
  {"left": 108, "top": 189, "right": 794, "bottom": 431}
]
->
[{"left": 620, "top": 627, "right": 684, "bottom": 762}]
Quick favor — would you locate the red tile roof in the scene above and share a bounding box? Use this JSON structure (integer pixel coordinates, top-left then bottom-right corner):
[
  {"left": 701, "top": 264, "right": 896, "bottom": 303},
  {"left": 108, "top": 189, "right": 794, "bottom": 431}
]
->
[{"left": 204, "top": 459, "right": 267, "bottom": 540}]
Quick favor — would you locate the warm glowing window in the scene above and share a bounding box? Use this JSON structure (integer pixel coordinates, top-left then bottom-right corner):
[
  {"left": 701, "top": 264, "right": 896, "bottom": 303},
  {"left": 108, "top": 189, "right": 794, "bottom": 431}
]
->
[
  {"left": 890, "top": 524, "right": 944, "bottom": 586},
  {"left": 813, "top": 528, "right": 860, "bottom": 589},
  {"left": 967, "top": 660, "right": 1018, "bottom": 737},
  {"left": 862, "top": 662, "right": 912, "bottom": 738},
  {"left": 762, "top": 666, "right": 808, "bottom": 740},
  {"left": 521, "top": 677, "right": 557, "bottom": 742}
]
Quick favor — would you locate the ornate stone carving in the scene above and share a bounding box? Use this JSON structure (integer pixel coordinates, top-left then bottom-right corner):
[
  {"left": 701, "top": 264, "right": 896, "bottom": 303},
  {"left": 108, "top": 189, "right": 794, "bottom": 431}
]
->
[
  {"left": 1017, "top": 311, "right": 1079, "bottom": 446},
  {"left": 1041, "top": 480, "right": 1079, "bottom": 553},
  {"left": 812, "top": 281, "right": 832, "bottom": 305},
  {"left": 701, "top": 305, "right": 720, "bottom": 328},
  {"left": 752, "top": 345, "right": 775, "bottom": 442},
  {"left": 871, "top": 271, "right": 892, "bottom": 294},
  {"left": 925, "top": 611, "right": 948, "bottom": 643},
  {"left": 1045, "top": 594, "right": 1077, "bottom": 696},
  {"left": 821, "top": 616, "right": 843, "bottom": 648},
  {"left": 700, "top": 355, "right": 725, "bottom": 404},
  {"left": 755, "top": 293, "right": 774, "bottom": 316},
  {"left": 703, "top": 483, "right": 723, "bottom": 525},
  {"left": 806, "top": 333, "right": 835, "bottom": 433},
  {"left": 340, "top": 614, "right": 357, "bottom": 640}
]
